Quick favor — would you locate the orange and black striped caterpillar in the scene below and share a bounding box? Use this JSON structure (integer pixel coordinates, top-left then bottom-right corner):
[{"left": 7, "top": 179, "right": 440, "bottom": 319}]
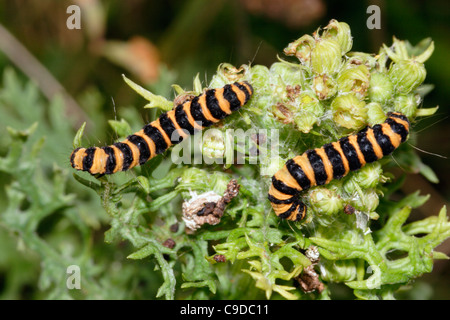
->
[
  {"left": 70, "top": 81, "right": 253, "bottom": 175},
  {"left": 268, "top": 112, "right": 410, "bottom": 221}
]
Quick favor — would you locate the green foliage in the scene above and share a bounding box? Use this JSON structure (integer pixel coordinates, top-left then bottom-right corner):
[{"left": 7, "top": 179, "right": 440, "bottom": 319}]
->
[
  {"left": 0, "top": 20, "right": 448, "bottom": 300},
  {"left": 0, "top": 68, "right": 163, "bottom": 299}
]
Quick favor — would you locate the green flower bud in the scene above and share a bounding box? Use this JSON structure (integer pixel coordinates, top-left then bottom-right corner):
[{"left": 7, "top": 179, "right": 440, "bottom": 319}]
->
[
  {"left": 254, "top": 94, "right": 272, "bottom": 114},
  {"left": 247, "top": 65, "right": 272, "bottom": 114},
  {"left": 393, "top": 94, "right": 419, "bottom": 118},
  {"left": 269, "top": 62, "right": 303, "bottom": 89},
  {"left": 337, "top": 64, "right": 370, "bottom": 99},
  {"left": 354, "top": 189, "right": 380, "bottom": 212},
  {"left": 342, "top": 178, "right": 359, "bottom": 195},
  {"left": 179, "top": 167, "right": 230, "bottom": 195},
  {"left": 283, "top": 34, "right": 315, "bottom": 66},
  {"left": 293, "top": 91, "right": 324, "bottom": 133},
  {"left": 311, "top": 38, "right": 342, "bottom": 75},
  {"left": 294, "top": 111, "right": 317, "bottom": 134},
  {"left": 271, "top": 83, "right": 288, "bottom": 103},
  {"left": 343, "top": 168, "right": 382, "bottom": 213},
  {"left": 309, "top": 187, "right": 343, "bottom": 216},
  {"left": 345, "top": 52, "right": 378, "bottom": 70},
  {"left": 298, "top": 91, "right": 324, "bottom": 115},
  {"left": 201, "top": 128, "right": 225, "bottom": 162},
  {"left": 312, "top": 74, "right": 337, "bottom": 100},
  {"left": 388, "top": 59, "right": 426, "bottom": 94},
  {"left": 322, "top": 19, "right": 353, "bottom": 55},
  {"left": 345, "top": 187, "right": 379, "bottom": 212},
  {"left": 250, "top": 64, "right": 270, "bottom": 92},
  {"left": 272, "top": 103, "right": 294, "bottom": 124},
  {"left": 320, "top": 259, "right": 357, "bottom": 282},
  {"left": 351, "top": 162, "right": 383, "bottom": 189},
  {"left": 331, "top": 93, "right": 367, "bottom": 130},
  {"left": 366, "top": 102, "right": 387, "bottom": 126},
  {"left": 368, "top": 72, "right": 394, "bottom": 103},
  {"left": 217, "top": 63, "right": 248, "bottom": 83}
]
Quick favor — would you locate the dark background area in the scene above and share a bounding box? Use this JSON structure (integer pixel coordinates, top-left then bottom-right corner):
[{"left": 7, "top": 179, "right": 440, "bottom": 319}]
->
[{"left": 0, "top": 0, "right": 448, "bottom": 299}]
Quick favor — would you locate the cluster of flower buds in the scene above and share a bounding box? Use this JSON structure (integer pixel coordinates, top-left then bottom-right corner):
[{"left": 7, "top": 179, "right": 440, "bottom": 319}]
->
[
  {"left": 249, "top": 19, "right": 435, "bottom": 221},
  {"left": 272, "top": 19, "right": 435, "bottom": 133},
  {"left": 304, "top": 161, "right": 386, "bottom": 228},
  {"left": 184, "top": 20, "right": 435, "bottom": 221}
]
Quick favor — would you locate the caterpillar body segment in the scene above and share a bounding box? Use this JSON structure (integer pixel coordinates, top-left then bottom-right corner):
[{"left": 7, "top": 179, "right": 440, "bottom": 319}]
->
[
  {"left": 70, "top": 81, "right": 253, "bottom": 175},
  {"left": 268, "top": 112, "right": 410, "bottom": 221}
]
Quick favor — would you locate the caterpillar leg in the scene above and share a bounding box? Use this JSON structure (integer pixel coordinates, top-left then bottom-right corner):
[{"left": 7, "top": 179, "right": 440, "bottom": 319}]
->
[
  {"left": 267, "top": 181, "right": 306, "bottom": 221},
  {"left": 267, "top": 193, "right": 307, "bottom": 221}
]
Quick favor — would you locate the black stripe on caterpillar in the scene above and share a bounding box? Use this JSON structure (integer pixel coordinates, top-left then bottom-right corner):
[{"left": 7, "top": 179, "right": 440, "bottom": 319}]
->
[
  {"left": 268, "top": 112, "right": 410, "bottom": 221},
  {"left": 70, "top": 81, "right": 253, "bottom": 175}
]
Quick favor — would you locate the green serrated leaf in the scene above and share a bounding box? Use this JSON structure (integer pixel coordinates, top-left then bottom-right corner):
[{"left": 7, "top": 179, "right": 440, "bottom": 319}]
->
[
  {"left": 181, "top": 280, "right": 217, "bottom": 294},
  {"left": 127, "top": 243, "right": 155, "bottom": 260},
  {"left": 6, "top": 122, "right": 38, "bottom": 142},
  {"left": 127, "top": 242, "right": 176, "bottom": 299}
]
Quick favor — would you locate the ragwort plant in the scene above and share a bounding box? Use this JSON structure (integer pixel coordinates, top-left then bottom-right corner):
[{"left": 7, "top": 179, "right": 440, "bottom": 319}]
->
[
  {"left": 71, "top": 19, "right": 450, "bottom": 300},
  {"left": 69, "top": 20, "right": 450, "bottom": 300},
  {"left": 0, "top": 68, "right": 163, "bottom": 299},
  {"left": 4, "top": 19, "right": 446, "bottom": 300}
]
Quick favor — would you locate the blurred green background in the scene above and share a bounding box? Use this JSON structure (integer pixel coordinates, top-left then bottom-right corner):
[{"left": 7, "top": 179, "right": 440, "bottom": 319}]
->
[{"left": 0, "top": 0, "right": 448, "bottom": 299}]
